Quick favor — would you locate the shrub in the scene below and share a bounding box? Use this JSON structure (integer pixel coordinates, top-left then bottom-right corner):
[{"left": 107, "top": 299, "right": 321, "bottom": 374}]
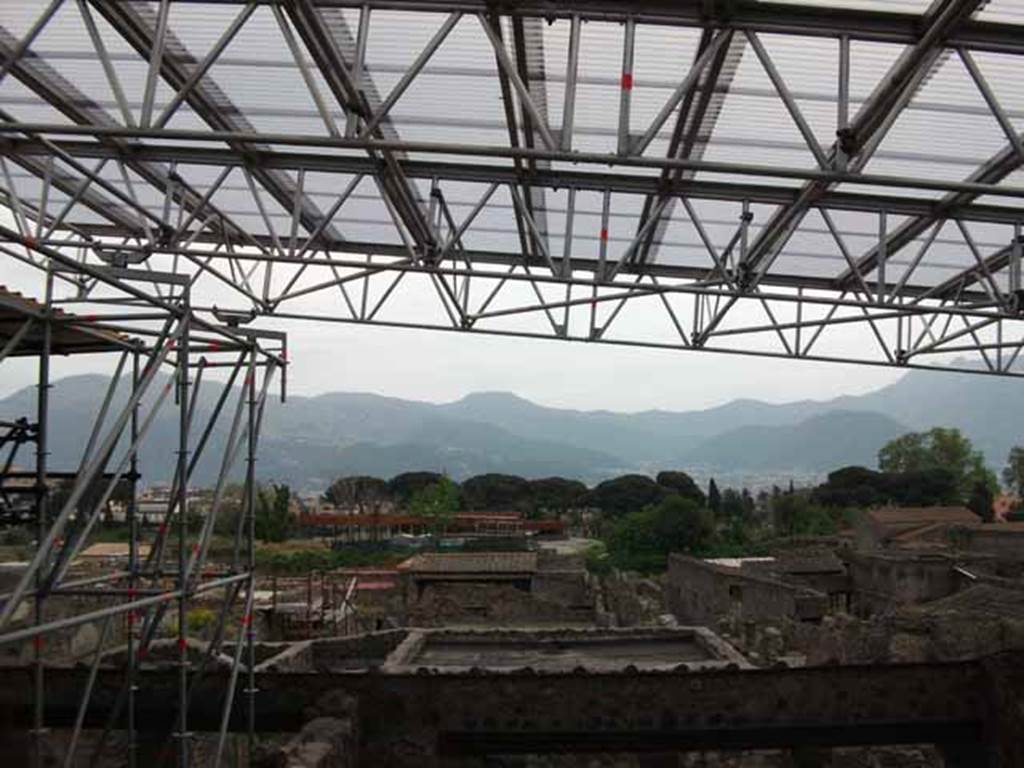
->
[
  {"left": 584, "top": 542, "right": 612, "bottom": 576},
  {"left": 187, "top": 607, "right": 217, "bottom": 634}
]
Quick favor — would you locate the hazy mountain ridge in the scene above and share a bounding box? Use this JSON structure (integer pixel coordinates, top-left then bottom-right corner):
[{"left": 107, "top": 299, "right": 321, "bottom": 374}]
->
[{"left": 0, "top": 366, "right": 1019, "bottom": 490}]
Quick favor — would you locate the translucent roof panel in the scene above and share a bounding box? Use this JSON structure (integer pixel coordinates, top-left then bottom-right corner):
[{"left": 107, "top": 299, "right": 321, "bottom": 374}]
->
[{"left": 0, "top": 0, "right": 1021, "bottom": 311}]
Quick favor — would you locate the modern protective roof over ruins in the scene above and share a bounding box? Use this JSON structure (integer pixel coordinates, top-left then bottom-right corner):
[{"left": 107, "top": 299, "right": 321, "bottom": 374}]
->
[{"left": 0, "top": 0, "right": 1023, "bottom": 376}]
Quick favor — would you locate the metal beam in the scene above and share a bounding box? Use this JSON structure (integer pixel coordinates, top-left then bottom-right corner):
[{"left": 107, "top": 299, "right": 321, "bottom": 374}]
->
[
  {"left": 89, "top": 0, "right": 1024, "bottom": 56},
  {"left": 3, "top": 125, "right": 1023, "bottom": 201},
  {"left": 284, "top": 0, "right": 437, "bottom": 251},
  {"left": 839, "top": 136, "right": 1024, "bottom": 290},
  {"left": 634, "top": 29, "right": 742, "bottom": 268},
  {"left": 92, "top": 1, "right": 344, "bottom": 244},
  {"left": 740, "top": 0, "right": 988, "bottom": 281}
]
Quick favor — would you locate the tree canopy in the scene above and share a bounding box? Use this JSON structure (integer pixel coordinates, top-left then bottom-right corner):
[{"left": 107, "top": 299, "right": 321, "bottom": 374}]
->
[
  {"left": 1003, "top": 446, "right": 1024, "bottom": 497},
  {"left": 323, "top": 475, "right": 390, "bottom": 514},
  {"left": 708, "top": 478, "right": 722, "bottom": 515},
  {"left": 813, "top": 465, "right": 959, "bottom": 508},
  {"left": 878, "top": 427, "right": 996, "bottom": 501},
  {"left": 605, "top": 494, "right": 714, "bottom": 572},
  {"left": 409, "top": 476, "right": 461, "bottom": 534},
  {"left": 771, "top": 492, "right": 839, "bottom": 537},
  {"left": 461, "top": 473, "right": 532, "bottom": 511},
  {"left": 586, "top": 474, "right": 666, "bottom": 517},
  {"left": 255, "top": 483, "right": 291, "bottom": 543},
  {"left": 526, "top": 477, "right": 588, "bottom": 518},
  {"left": 655, "top": 470, "right": 706, "bottom": 505},
  {"left": 388, "top": 471, "right": 444, "bottom": 506}
]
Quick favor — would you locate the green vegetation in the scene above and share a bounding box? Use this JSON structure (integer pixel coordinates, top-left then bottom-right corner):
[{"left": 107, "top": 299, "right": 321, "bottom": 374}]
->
[
  {"left": 408, "top": 476, "right": 460, "bottom": 535},
  {"left": 186, "top": 607, "right": 217, "bottom": 634},
  {"left": 655, "top": 471, "right": 706, "bottom": 505},
  {"left": 255, "top": 483, "right": 292, "bottom": 543},
  {"left": 254, "top": 545, "right": 402, "bottom": 575},
  {"left": 583, "top": 541, "right": 612, "bottom": 576},
  {"left": 707, "top": 478, "right": 721, "bottom": 516},
  {"left": 1003, "top": 446, "right": 1024, "bottom": 498},
  {"left": 878, "top": 427, "right": 997, "bottom": 503},
  {"left": 812, "top": 465, "right": 957, "bottom": 508},
  {"left": 526, "top": 477, "right": 588, "bottom": 519},
  {"left": 309, "top": 427, "right": 1012, "bottom": 576},
  {"left": 388, "top": 471, "right": 444, "bottom": 505},
  {"left": 603, "top": 495, "right": 714, "bottom": 572},
  {"left": 772, "top": 493, "right": 842, "bottom": 537},
  {"left": 323, "top": 475, "right": 390, "bottom": 515},
  {"left": 461, "top": 473, "right": 532, "bottom": 511},
  {"left": 586, "top": 474, "right": 667, "bottom": 517}
]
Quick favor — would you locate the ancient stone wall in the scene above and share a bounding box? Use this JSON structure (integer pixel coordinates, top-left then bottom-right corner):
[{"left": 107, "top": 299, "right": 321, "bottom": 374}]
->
[
  {"left": 667, "top": 555, "right": 827, "bottom": 626},
  {"left": 600, "top": 572, "right": 666, "bottom": 627},
  {"left": 532, "top": 569, "right": 593, "bottom": 608},
  {"left": 0, "top": 592, "right": 135, "bottom": 667},
  {"left": 843, "top": 553, "right": 957, "bottom": 616},
  {"left": 309, "top": 630, "right": 410, "bottom": 671},
  {"left": 962, "top": 527, "right": 1024, "bottom": 558},
  {"left": 404, "top": 582, "right": 594, "bottom": 627}
]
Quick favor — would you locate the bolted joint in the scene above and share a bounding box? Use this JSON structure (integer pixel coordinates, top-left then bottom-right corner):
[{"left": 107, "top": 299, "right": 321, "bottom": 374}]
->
[
  {"left": 735, "top": 262, "right": 754, "bottom": 292},
  {"left": 895, "top": 349, "right": 909, "bottom": 366},
  {"left": 1011, "top": 289, "right": 1024, "bottom": 315},
  {"left": 97, "top": 245, "right": 151, "bottom": 269},
  {"left": 836, "top": 127, "right": 858, "bottom": 158}
]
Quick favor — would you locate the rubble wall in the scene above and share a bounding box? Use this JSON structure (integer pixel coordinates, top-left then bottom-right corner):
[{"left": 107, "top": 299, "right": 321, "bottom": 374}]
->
[{"left": 667, "top": 555, "right": 826, "bottom": 626}]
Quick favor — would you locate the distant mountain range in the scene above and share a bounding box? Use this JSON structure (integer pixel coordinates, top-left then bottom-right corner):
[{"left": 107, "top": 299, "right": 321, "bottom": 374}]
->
[{"left": 0, "top": 365, "right": 1020, "bottom": 492}]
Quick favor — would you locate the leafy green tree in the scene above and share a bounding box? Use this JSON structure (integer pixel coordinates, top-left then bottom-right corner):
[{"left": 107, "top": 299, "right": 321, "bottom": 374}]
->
[
  {"left": 587, "top": 474, "right": 665, "bottom": 517},
  {"left": 255, "top": 483, "right": 291, "bottom": 543},
  {"left": 388, "top": 471, "right": 444, "bottom": 507},
  {"left": 1003, "top": 446, "right": 1024, "bottom": 497},
  {"left": 878, "top": 428, "right": 996, "bottom": 502},
  {"left": 741, "top": 488, "right": 756, "bottom": 518},
  {"left": 213, "top": 482, "right": 246, "bottom": 536},
  {"left": 461, "top": 473, "right": 530, "bottom": 511},
  {"left": 772, "top": 493, "right": 837, "bottom": 537},
  {"left": 813, "top": 466, "right": 886, "bottom": 508},
  {"left": 409, "top": 476, "right": 461, "bottom": 536},
  {"left": 720, "top": 488, "right": 747, "bottom": 523},
  {"left": 605, "top": 494, "right": 714, "bottom": 572},
  {"left": 526, "top": 477, "right": 587, "bottom": 519},
  {"left": 655, "top": 470, "right": 706, "bottom": 505},
  {"left": 813, "top": 464, "right": 960, "bottom": 508},
  {"left": 878, "top": 432, "right": 928, "bottom": 473},
  {"left": 707, "top": 478, "right": 722, "bottom": 516},
  {"left": 323, "top": 475, "right": 390, "bottom": 515},
  {"left": 969, "top": 478, "right": 995, "bottom": 522}
]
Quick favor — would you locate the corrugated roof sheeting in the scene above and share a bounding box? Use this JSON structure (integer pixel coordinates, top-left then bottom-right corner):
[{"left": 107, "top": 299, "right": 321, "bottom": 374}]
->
[{"left": 0, "top": 0, "right": 1021, "bottom": 308}]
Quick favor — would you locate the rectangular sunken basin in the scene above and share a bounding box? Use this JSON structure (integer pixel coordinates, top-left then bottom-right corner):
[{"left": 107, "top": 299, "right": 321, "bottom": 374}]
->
[{"left": 390, "top": 627, "right": 747, "bottom": 673}]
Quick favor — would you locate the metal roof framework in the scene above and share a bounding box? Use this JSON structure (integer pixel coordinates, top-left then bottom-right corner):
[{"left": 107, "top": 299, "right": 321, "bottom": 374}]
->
[
  {"left": 0, "top": 1, "right": 1023, "bottom": 376},
  {"left": 0, "top": 2, "right": 1022, "bottom": 765}
]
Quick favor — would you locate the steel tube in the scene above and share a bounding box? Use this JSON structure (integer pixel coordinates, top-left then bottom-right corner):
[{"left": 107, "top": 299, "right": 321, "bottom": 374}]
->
[
  {"left": 0, "top": 574, "right": 250, "bottom": 649},
  {"left": 3, "top": 123, "right": 1022, "bottom": 199}
]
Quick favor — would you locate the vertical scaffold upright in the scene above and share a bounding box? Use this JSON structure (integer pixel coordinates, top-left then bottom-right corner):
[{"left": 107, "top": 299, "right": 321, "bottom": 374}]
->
[{"left": 0, "top": 235, "right": 286, "bottom": 766}]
